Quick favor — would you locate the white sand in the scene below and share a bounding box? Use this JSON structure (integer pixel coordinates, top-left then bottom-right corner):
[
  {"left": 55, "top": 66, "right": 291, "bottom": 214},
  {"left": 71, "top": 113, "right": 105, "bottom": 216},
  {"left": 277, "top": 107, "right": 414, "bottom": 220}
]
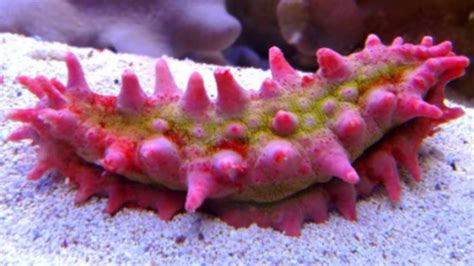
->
[{"left": 1, "top": 33, "right": 473, "bottom": 265}]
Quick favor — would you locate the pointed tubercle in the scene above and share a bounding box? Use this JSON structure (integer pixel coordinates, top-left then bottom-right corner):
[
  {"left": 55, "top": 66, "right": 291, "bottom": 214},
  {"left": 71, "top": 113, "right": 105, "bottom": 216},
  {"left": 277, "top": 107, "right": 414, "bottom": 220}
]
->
[
  {"left": 214, "top": 67, "right": 249, "bottom": 117},
  {"left": 393, "top": 142, "right": 422, "bottom": 182},
  {"left": 64, "top": 52, "right": 93, "bottom": 102},
  {"left": 27, "top": 162, "right": 50, "bottom": 180},
  {"left": 326, "top": 179, "right": 357, "bottom": 220},
  {"left": 391, "top": 36, "right": 404, "bottom": 46},
  {"left": 396, "top": 96, "right": 443, "bottom": 121},
  {"left": 181, "top": 72, "right": 211, "bottom": 117},
  {"left": 365, "top": 34, "right": 383, "bottom": 48},
  {"left": 8, "top": 125, "right": 39, "bottom": 142},
  {"left": 421, "top": 36, "right": 433, "bottom": 47},
  {"left": 269, "top": 46, "right": 299, "bottom": 84},
  {"left": 37, "top": 76, "right": 67, "bottom": 109},
  {"left": 365, "top": 151, "right": 401, "bottom": 202},
  {"left": 38, "top": 109, "right": 80, "bottom": 137},
  {"left": 310, "top": 137, "right": 359, "bottom": 184},
  {"left": 185, "top": 171, "right": 215, "bottom": 212},
  {"left": 117, "top": 69, "right": 148, "bottom": 114},
  {"left": 154, "top": 58, "right": 180, "bottom": 99},
  {"left": 316, "top": 48, "right": 350, "bottom": 81},
  {"left": 16, "top": 76, "right": 44, "bottom": 98}
]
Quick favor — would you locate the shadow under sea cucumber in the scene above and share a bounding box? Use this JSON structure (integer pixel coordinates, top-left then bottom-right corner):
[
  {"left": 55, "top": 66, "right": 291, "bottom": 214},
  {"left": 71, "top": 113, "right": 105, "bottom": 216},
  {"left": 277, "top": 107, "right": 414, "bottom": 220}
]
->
[{"left": 7, "top": 34, "right": 469, "bottom": 236}]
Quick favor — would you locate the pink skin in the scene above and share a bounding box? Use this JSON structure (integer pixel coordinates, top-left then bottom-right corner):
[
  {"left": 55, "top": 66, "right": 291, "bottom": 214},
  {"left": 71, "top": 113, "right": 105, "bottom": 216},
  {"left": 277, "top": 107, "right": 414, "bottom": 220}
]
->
[{"left": 7, "top": 34, "right": 469, "bottom": 235}]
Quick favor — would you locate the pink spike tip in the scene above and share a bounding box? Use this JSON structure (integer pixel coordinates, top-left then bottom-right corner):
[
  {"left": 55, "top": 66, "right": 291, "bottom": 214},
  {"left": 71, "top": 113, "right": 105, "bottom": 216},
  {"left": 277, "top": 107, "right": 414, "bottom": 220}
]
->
[
  {"left": 365, "top": 34, "right": 383, "bottom": 48},
  {"left": 421, "top": 36, "right": 433, "bottom": 47},
  {"left": 365, "top": 151, "right": 401, "bottom": 202},
  {"left": 316, "top": 48, "right": 350, "bottom": 81},
  {"left": 327, "top": 180, "right": 357, "bottom": 220},
  {"left": 154, "top": 58, "right": 181, "bottom": 99},
  {"left": 7, "top": 125, "right": 39, "bottom": 142},
  {"left": 396, "top": 96, "right": 443, "bottom": 121},
  {"left": 391, "top": 36, "right": 404, "bottom": 46},
  {"left": 36, "top": 76, "right": 67, "bottom": 109},
  {"left": 181, "top": 72, "right": 211, "bottom": 117},
  {"left": 117, "top": 69, "right": 148, "bottom": 114},
  {"left": 427, "top": 41, "right": 452, "bottom": 57},
  {"left": 185, "top": 171, "right": 215, "bottom": 212},
  {"left": 309, "top": 136, "right": 360, "bottom": 184},
  {"left": 27, "top": 162, "right": 50, "bottom": 180},
  {"left": 64, "top": 52, "right": 93, "bottom": 101},
  {"left": 214, "top": 67, "right": 249, "bottom": 117},
  {"left": 269, "top": 46, "right": 299, "bottom": 85},
  {"left": 393, "top": 139, "right": 423, "bottom": 182},
  {"left": 16, "top": 76, "right": 44, "bottom": 98},
  {"left": 38, "top": 109, "right": 80, "bottom": 137}
]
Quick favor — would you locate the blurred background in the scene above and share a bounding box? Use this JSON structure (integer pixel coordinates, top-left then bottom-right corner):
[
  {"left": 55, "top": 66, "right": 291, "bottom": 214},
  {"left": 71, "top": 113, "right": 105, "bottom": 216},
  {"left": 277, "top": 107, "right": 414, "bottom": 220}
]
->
[{"left": 0, "top": 0, "right": 473, "bottom": 96}]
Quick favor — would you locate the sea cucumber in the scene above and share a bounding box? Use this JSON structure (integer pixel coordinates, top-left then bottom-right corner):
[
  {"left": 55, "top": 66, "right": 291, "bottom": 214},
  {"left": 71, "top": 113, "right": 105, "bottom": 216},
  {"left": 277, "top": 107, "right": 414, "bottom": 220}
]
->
[{"left": 7, "top": 34, "right": 469, "bottom": 236}]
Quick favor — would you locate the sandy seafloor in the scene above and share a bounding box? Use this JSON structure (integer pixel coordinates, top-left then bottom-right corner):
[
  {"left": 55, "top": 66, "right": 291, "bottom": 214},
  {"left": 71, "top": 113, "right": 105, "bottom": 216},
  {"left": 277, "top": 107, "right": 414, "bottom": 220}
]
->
[{"left": 0, "top": 33, "right": 473, "bottom": 265}]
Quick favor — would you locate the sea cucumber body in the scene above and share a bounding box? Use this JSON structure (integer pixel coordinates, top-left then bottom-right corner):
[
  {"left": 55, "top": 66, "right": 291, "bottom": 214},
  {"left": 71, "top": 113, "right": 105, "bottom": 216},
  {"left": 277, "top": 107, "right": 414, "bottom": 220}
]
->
[{"left": 8, "top": 34, "right": 469, "bottom": 235}]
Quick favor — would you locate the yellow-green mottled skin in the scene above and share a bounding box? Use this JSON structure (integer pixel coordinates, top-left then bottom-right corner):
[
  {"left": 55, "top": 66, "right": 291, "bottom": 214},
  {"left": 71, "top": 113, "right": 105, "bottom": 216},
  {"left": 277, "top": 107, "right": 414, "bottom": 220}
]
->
[
  {"left": 66, "top": 62, "right": 416, "bottom": 203},
  {"left": 87, "top": 64, "right": 413, "bottom": 151}
]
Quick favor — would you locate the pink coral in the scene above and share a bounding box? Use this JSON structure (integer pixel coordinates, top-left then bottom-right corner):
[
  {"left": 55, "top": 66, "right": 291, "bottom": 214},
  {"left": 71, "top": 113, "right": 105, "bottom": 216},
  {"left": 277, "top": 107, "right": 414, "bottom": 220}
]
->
[{"left": 8, "top": 34, "right": 469, "bottom": 235}]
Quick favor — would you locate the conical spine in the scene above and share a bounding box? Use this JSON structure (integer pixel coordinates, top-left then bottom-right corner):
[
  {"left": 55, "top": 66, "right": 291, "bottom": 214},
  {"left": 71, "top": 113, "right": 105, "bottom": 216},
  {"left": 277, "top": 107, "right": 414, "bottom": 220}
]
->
[
  {"left": 214, "top": 67, "right": 249, "bottom": 117},
  {"left": 181, "top": 72, "right": 211, "bottom": 117},
  {"left": 185, "top": 170, "right": 214, "bottom": 212},
  {"left": 269, "top": 47, "right": 299, "bottom": 85},
  {"left": 307, "top": 132, "right": 359, "bottom": 184},
  {"left": 154, "top": 58, "right": 181, "bottom": 100},
  {"left": 117, "top": 69, "right": 147, "bottom": 114},
  {"left": 364, "top": 34, "right": 382, "bottom": 48},
  {"left": 64, "top": 52, "right": 93, "bottom": 102},
  {"left": 316, "top": 48, "right": 350, "bottom": 81}
]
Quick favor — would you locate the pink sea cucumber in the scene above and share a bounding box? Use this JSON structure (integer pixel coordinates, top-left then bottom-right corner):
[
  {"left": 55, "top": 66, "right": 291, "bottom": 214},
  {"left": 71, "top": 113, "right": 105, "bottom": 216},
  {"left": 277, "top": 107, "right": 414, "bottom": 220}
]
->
[{"left": 8, "top": 34, "right": 469, "bottom": 236}]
